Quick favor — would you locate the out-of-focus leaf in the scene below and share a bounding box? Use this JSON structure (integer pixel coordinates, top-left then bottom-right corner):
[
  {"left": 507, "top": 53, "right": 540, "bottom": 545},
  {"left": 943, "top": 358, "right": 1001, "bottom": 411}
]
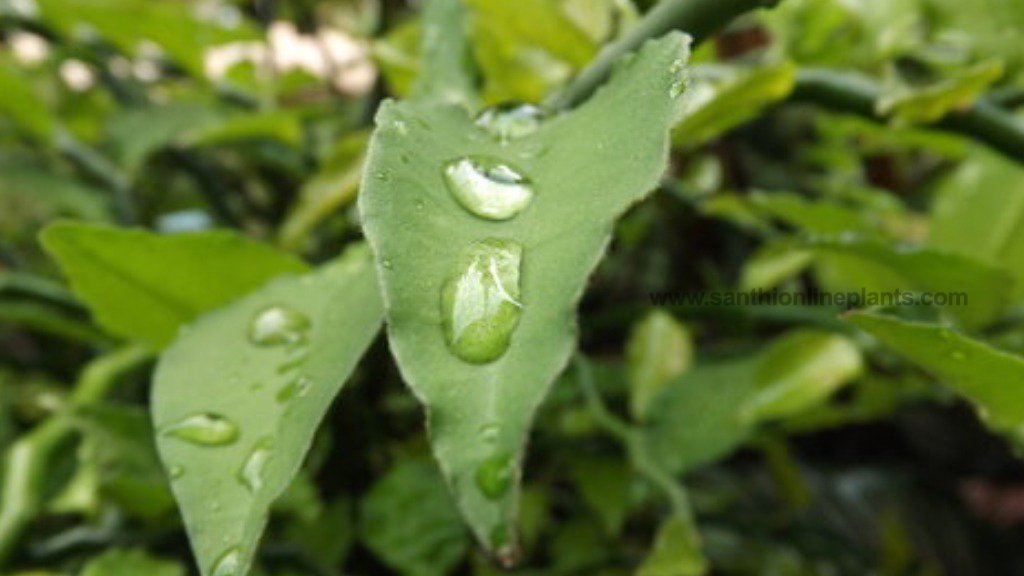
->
[
  {"left": 360, "top": 0, "right": 689, "bottom": 552},
  {"left": 465, "top": 0, "right": 596, "bottom": 67},
  {"left": 636, "top": 515, "right": 706, "bottom": 576},
  {"left": 36, "top": 0, "right": 259, "bottom": 78},
  {"left": 359, "top": 458, "right": 469, "bottom": 576},
  {"left": 279, "top": 131, "right": 369, "bottom": 250},
  {"left": 0, "top": 65, "right": 53, "bottom": 143},
  {"left": 567, "top": 455, "right": 632, "bottom": 537},
  {"left": 152, "top": 245, "right": 383, "bottom": 576},
  {"left": 799, "top": 235, "right": 1011, "bottom": 328},
  {"left": 180, "top": 112, "right": 304, "bottom": 149},
  {"left": 373, "top": 21, "right": 421, "bottom": 99},
  {"left": 739, "top": 330, "right": 863, "bottom": 424},
  {"left": 40, "top": 222, "right": 308, "bottom": 347},
  {"left": 930, "top": 150, "right": 1024, "bottom": 300},
  {"left": 644, "top": 360, "right": 758, "bottom": 475},
  {"left": 878, "top": 60, "right": 1004, "bottom": 124},
  {"left": 848, "top": 313, "right": 1024, "bottom": 445},
  {"left": 70, "top": 404, "right": 174, "bottom": 520},
  {"left": 0, "top": 168, "right": 111, "bottom": 247},
  {"left": 749, "top": 192, "right": 889, "bottom": 237},
  {"left": 626, "top": 310, "right": 693, "bottom": 421},
  {"left": 106, "top": 104, "right": 225, "bottom": 170},
  {"left": 673, "top": 62, "right": 796, "bottom": 148},
  {"left": 80, "top": 548, "right": 183, "bottom": 576},
  {"left": 739, "top": 244, "right": 814, "bottom": 291},
  {"left": 285, "top": 497, "right": 355, "bottom": 572}
]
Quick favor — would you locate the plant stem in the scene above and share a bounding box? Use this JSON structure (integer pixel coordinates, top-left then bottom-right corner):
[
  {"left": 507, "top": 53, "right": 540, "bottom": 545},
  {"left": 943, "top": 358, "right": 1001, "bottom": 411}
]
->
[
  {"left": 573, "top": 355, "right": 695, "bottom": 521},
  {"left": 0, "top": 346, "right": 151, "bottom": 565},
  {"left": 792, "top": 68, "right": 1024, "bottom": 163},
  {"left": 547, "top": 0, "right": 782, "bottom": 110}
]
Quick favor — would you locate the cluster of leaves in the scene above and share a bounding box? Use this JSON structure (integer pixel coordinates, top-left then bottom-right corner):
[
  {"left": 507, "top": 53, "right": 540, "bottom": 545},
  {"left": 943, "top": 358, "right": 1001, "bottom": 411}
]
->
[{"left": 2, "top": 0, "right": 1024, "bottom": 575}]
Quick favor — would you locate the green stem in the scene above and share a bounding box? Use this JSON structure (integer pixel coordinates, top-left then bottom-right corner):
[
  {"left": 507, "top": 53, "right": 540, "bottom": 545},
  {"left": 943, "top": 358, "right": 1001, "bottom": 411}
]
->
[
  {"left": 792, "top": 68, "right": 1024, "bottom": 164},
  {"left": 0, "top": 345, "right": 151, "bottom": 565},
  {"left": 547, "top": 0, "right": 782, "bottom": 110},
  {"left": 573, "top": 355, "right": 695, "bottom": 521}
]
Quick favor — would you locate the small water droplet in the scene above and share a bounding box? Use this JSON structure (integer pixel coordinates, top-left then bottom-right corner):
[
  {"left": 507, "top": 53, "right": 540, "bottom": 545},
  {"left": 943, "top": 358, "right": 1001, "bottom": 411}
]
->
[
  {"left": 375, "top": 170, "right": 391, "bottom": 182},
  {"left": 393, "top": 119, "right": 408, "bottom": 135},
  {"left": 211, "top": 547, "right": 241, "bottom": 576},
  {"left": 443, "top": 157, "right": 534, "bottom": 221},
  {"left": 415, "top": 199, "right": 425, "bottom": 210},
  {"left": 275, "top": 354, "right": 308, "bottom": 375},
  {"left": 169, "top": 465, "right": 185, "bottom": 480},
  {"left": 475, "top": 103, "right": 546, "bottom": 142},
  {"left": 248, "top": 382, "right": 265, "bottom": 392},
  {"left": 441, "top": 239, "right": 523, "bottom": 364},
  {"left": 382, "top": 258, "right": 393, "bottom": 270},
  {"left": 276, "top": 376, "right": 313, "bottom": 403},
  {"left": 237, "top": 437, "right": 273, "bottom": 493},
  {"left": 479, "top": 423, "right": 500, "bottom": 444},
  {"left": 669, "top": 58, "right": 687, "bottom": 98},
  {"left": 161, "top": 413, "right": 239, "bottom": 446},
  {"left": 248, "top": 305, "right": 311, "bottom": 347},
  {"left": 475, "top": 453, "right": 513, "bottom": 500},
  {"left": 950, "top": 350, "right": 967, "bottom": 361}
]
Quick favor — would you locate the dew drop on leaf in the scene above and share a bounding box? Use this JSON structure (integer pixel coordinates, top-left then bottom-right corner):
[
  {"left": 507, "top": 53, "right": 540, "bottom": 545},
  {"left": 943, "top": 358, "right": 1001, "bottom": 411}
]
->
[
  {"left": 168, "top": 465, "right": 185, "bottom": 480},
  {"left": 475, "top": 453, "right": 513, "bottom": 500},
  {"left": 211, "top": 547, "right": 241, "bottom": 576},
  {"left": 248, "top": 305, "right": 311, "bottom": 347},
  {"left": 443, "top": 157, "right": 534, "bottom": 221},
  {"left": 441, "top": 239, "right": 523, "bottom": 364},
  {"left": 669, "top": 57, "right": 687, "bottom": 98},
  {"left": 951, "top": 350, "right": 967, "bottom": 361},
  {"left": 161, "top": 413, "right": 239, "bottom": 446},
  {"left": 237, "top": 437, "right": 273, "bottom": 493},
  {"left": 275, "top": 375, "right": 312, "bottom": 403},
  {"left": 475, "top": 103, "right": 546, "bottom": 142},
  {"left": 479, "top": 423, "right": 501, "bottom": 444}
]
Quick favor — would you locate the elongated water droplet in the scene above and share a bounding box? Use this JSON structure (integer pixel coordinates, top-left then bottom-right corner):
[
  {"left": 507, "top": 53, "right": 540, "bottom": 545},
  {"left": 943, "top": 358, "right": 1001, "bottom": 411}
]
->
[
  {"left": 669, "top": 57, "right": 687, "bottom": 98},
  {"left": 237, "top": 437, "right": 273, "bottom": 493},
  {"left": 168, "top": 465, "right": 185, "bottom": 480},
  {"left": 211, "top": 547, "right": 241, "bottom": 576},
  {"left": 276, "top": 376, "right": 312, "bottom": 403},
  {"left": 442, "top": 239, "right": 523, "bottom": 364},
  {"left": 248, "top": 305, "right": 311, "bottom": 347},
  {"left": 475, "top": 453, "right": 513, "bottom": 500},
  {"left": 475, "top": 103, "right": 546, "bottom": 142},
  {"left": 162, "top": 413, "right": 239, "bottom": 446},
  {"left": 479, "top": 423, "right": 501, "bottom": 444},
  {"left": 443, "top": 157, "right": 534, "bottom": 221}
]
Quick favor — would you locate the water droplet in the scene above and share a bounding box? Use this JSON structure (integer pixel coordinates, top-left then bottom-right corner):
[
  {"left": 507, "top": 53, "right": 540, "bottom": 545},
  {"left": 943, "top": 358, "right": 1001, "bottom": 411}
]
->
[
  {"left": 211, "top": 547, "right": 241, "bottom": 576},
  {"left": 248, "top": 305, "right": 311, "bottom": 347},
  {"left": 475, "top": 103, "right": 546, "bottom": 142},
  {"left": 169, "top": 465, "right": 185, "bottom": 480},
  {"left": 669, "top": 57, "right": 687, "bottom": 98},
  {"left": 237, "top": 437, "right": 273, "bottom": 493},
  {"left": 275, "top": 354, "right": 308, "bottom": 375},
  {"left": 276, "top": 376, "right": 312, "bottom": 403},
  {"left": 161, "top": 413, "right": 239, "bottom": 446},
  {"left": 950, "top": 350, "right": 967, "bottom": 361},
  {"left": 382, "top": 258, "right": 393, "bottom": 270},
  {"left": 475, "top": 453, "right": 513, "bottom": 500},
  {"left": 443, "top": 157, "right": 534, "bottom": 221},
  {"left": 441, "top": 239, "right": 523, "bottom": 364},
  {"left": 393, "top": 119, "right": 408, "bottom": 135},
  {"left": 375, "top": 170, "right": 391, "bottom": 182},
  {"left": 479, "top": 423, "right": 501, "bottom": 444},
  {"left": 248, "top": 382, "right": 265, "bottom": 392}
]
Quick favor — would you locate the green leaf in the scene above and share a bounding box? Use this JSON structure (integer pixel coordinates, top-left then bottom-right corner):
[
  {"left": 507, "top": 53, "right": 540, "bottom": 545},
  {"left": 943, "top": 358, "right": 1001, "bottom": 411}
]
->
[
  {"left": 636, "top": 515, "right": 707, "bottom": 576},
  {"left": 738, "top": 330, "right": 863, "bottom": 424},
  {"left": 179, "top": 112, "right": 304, "bottom": 149},
  {"left": 279, "top": 131, "right": 369, "bottom": 251},
  {"left": 152, "top": 245, "right": 383, "bottom": 576},
  {"left": 877, "top": 59, "right": 1005, "bottom": 124},
  {"left": 799, "top": 235, "right": 1011, "bottom": 328},
  {"left": 359, "top": 458, "right": 469, "bottom": 576},
  {"left": 929, "top": 150, "right": 1024, "bottom": 300},
  {"left": 845, "top": 312, "right": 1024, "bottom": 445},
  {"left": 40, "top": 222, "right": 308, "bottom": 347},
  {"left": 567, "top": 454, "right": 632, "bottom": 537},
  {"left": 465, "top": 0, "right": 597, "bottom": 68},
  {"left": 0, "top": 65, "right": 53, "bottom": 143},
  {"left": 80, "top": 549, "right": 183, "bottom": 576},
  {"left": 644, "top": 361, "right": 758, "bottom": 475},
  {"left": 359, "top": 23, "right": 689, "bottom": 555},
  {"left": 626, "top": 310, "right": 693, "bottom": 421},
  {"left": 70, "top": 404, "right": 175, "bottom": 520},
  {"left": 673, "top": 62, "right": 796, "bottom": 148}
]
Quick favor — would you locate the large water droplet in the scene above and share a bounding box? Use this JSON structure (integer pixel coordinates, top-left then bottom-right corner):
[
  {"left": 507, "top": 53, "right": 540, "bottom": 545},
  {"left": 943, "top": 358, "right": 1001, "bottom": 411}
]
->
[
  {"left": 475, "top": 103, "right": 546, "bottom": 142},
  {"left": 475, "top": 453, "right": 513, "bottom": 500},
  {"left": 161, "top": 413, "right": 239, "bottom": 446},
  {"left": 441, "top": 239, "right": 523, "bottom": 364},
  {"left": 248, "top": 305, "right": 311, "bottom": 347},
  {"left": 443, "top": 157, "right": 534, "bottom": 221},
  {"left": 211, "top": 547, "right": 241, "bottom": 576},
  {"left": 237, "top": 437, "right": 273, "bottom": 493}
]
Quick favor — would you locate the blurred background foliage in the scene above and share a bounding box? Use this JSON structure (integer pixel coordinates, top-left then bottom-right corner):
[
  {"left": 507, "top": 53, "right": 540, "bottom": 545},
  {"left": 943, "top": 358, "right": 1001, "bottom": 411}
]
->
[{"left": 1, "top": 0, "right": 1024, "bottom": 574}]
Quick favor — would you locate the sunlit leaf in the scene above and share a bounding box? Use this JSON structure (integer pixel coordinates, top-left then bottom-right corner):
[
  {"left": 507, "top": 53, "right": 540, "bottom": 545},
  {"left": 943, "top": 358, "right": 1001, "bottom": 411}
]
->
[
  {"left": 80, "top": 548, "right": 183, "bottom": 576},
  {"left": 626, "top": 310, "right": 693, "bottom": 421},
  {"left": 637, "top": 514, "right": 707, "bottom": 576}
]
